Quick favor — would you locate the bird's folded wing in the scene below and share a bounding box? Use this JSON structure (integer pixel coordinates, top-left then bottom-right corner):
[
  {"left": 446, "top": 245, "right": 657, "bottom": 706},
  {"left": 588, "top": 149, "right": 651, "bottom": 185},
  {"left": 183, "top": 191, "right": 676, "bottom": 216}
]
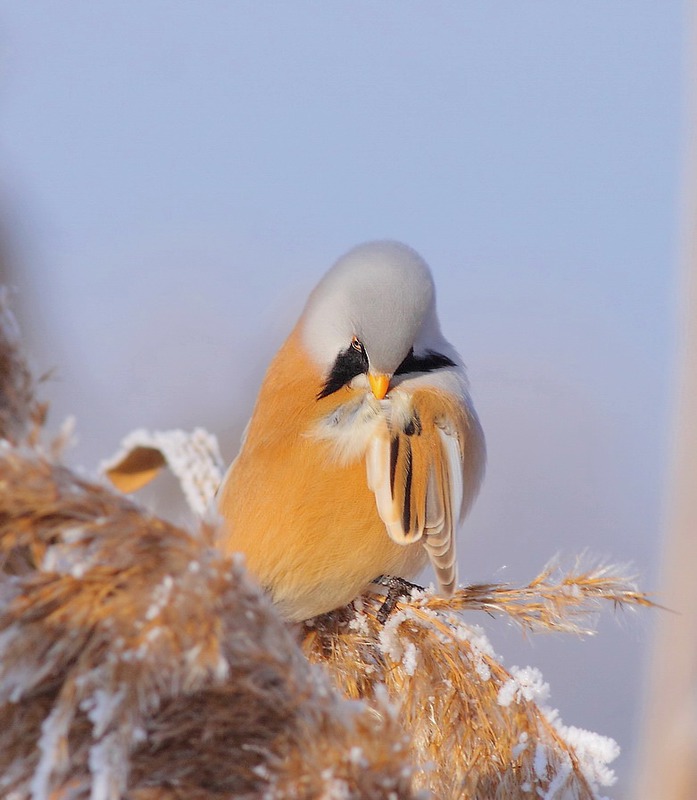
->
[{"left": 366, "top": 389, "right": 485, "bottom": 596}]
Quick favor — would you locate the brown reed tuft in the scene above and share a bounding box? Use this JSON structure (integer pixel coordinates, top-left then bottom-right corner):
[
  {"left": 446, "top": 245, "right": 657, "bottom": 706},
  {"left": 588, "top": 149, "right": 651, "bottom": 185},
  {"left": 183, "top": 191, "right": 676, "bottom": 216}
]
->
[
  {"left": 302, "top": 575, "right": 645, "bottom": 799},
  {"left": 0, "top": 450, "right": 418, "bottom": 800}
]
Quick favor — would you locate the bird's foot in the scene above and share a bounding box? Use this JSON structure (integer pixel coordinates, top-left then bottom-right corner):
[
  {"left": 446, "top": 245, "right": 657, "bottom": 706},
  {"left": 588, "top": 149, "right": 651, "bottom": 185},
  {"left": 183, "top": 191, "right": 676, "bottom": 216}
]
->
[{"left": 373, "top": 575, "right": 423, "bottom": 624}]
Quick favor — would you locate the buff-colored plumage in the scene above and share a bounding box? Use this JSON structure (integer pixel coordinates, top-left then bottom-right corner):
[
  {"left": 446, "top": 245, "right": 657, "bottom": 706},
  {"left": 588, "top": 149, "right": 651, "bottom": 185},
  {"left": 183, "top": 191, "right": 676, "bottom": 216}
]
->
[
  {"left": 217, "top": 241, "right": 485, "bottom": 621},
  {"left": 218, "top": 329, "right": 426, "bottom": 620}
]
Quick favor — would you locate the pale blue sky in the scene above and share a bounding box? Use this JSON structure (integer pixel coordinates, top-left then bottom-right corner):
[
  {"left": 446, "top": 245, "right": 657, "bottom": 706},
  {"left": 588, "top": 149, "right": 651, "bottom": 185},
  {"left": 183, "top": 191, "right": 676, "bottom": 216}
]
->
[{"left": 1, "top": 3, "right": 688, "bottom": 795}]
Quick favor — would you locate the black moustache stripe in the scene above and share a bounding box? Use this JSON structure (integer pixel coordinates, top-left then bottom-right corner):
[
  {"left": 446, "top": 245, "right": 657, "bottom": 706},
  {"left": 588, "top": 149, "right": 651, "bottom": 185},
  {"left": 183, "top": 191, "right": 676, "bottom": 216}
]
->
[
  {"left": 394, "top": 348, "right": 456, "bottom": 376},
  {"left": 317, "top": 345, "right": 369, "bottom": 399}
]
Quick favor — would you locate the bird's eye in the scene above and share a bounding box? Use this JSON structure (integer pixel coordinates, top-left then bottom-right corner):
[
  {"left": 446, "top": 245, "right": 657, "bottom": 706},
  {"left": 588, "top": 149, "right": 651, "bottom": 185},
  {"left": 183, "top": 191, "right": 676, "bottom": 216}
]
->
[{"left": 351, "top": 337, "right": 364, "bottom": 352}]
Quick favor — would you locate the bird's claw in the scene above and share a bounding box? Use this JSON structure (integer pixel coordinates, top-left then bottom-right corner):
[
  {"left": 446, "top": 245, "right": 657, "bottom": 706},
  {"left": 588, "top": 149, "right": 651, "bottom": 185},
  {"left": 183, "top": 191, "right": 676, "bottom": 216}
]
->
[{"left": 374, "top": 575, "right": 423, "bottom": 624}]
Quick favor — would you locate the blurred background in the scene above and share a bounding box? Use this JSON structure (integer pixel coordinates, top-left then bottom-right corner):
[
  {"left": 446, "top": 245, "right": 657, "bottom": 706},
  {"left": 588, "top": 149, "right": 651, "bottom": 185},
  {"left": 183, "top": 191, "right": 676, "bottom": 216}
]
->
[{"left": 0, "top": 3, "right": 690, "bottom": 796}]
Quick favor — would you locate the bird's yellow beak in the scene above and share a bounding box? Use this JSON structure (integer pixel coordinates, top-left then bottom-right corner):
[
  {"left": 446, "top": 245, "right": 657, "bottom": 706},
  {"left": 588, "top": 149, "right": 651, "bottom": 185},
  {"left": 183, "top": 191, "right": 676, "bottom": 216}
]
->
[{"left": 368, "top": 373, "right": 391, "bottom": 400}]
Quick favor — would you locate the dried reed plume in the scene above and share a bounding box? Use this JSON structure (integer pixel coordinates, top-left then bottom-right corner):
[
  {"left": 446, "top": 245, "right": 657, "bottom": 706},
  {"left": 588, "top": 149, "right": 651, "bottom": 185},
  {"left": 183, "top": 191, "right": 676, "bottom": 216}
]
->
[
  {"left": 0, "top": 291, "right": 655, "bottom": 799},
  {"left": 422, "top": 561, "right": 654, "bottom": 635},
  {"left": 0, "top": 450, "right": 418, "bottom": 800},
  {"left": 303, "top": 578, "right": 641, "bottom": 799}
]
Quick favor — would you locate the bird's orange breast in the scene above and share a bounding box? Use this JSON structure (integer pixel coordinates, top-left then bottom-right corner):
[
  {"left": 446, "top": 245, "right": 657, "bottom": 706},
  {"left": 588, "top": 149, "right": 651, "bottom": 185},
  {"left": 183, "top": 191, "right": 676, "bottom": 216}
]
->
[{"left": 216, "top": 327, "right": 426, "bottom": 621}]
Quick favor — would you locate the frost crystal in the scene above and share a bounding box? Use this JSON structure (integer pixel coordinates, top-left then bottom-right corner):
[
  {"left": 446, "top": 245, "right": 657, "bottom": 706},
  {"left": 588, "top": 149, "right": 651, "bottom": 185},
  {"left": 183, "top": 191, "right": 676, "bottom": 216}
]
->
[
  {"left": 553, "top": 723, "right": 620, "bottom": 788},
  {"left": 541, "top": 752, "right": 572, "bottom": 799},
  {"left": 497, "top": 666, "right": 550, "bottom": 707},
  {"left": 348, "top": 746, "right": 365, "bottom": 766},
  {"left": 347, "top": 610, "right": 370, "bottom": 636},
  {"left": 31, "top": 705, "right": 73, "bottom": 800},
  {"left": 534, "top": 741, "right": 548, "bottom": 780},
  {"left": 401, "top": 641, "right": 418, "bottom": 676},
  {"left": 80, "top": 686, "right": 127, "bottom": 738},
  {"left": 377, "top": 609, "right": 410, "bottom": 663},
  {"left": 452, "top": 623, "right": 496, "bottom": 681},
  {"left": 88, "top": 731, "right": 129, "bottom": 800},
  {"left": 145, "top": 574, "right": 174, "bottom": 621}
]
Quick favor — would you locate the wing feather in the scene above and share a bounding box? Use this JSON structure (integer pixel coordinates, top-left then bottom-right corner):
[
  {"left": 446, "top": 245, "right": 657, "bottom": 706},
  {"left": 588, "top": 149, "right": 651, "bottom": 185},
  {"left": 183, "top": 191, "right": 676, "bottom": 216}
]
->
[{"left": 366, "top": 386, "right": 485, "bottom": 598}]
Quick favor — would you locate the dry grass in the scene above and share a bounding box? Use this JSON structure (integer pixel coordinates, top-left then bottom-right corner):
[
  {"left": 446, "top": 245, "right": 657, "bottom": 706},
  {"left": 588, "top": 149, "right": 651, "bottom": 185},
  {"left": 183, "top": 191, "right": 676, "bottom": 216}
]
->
[
  {"left": 302, "top": 570, "right": 649, "bottom": 799},
  {"left": 423, "top": 562, "right": 655, "bottom": 634},
  {"left": 0, "top": 291, "right": 656, "bottom": 799}
]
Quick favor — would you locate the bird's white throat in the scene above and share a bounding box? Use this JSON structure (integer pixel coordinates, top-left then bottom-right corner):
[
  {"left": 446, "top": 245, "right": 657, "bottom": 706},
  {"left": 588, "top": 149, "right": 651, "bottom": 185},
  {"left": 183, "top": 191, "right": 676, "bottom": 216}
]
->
[{"left": 309, "top": 390, "right": 413, "bottom": 466}]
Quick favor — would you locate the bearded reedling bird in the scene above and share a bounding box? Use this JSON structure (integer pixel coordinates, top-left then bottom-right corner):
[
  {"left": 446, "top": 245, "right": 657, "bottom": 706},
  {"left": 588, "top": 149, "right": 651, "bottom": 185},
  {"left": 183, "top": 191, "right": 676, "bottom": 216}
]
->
[{"left": 217, "top": 241, "right": 485, "bottom": 622}]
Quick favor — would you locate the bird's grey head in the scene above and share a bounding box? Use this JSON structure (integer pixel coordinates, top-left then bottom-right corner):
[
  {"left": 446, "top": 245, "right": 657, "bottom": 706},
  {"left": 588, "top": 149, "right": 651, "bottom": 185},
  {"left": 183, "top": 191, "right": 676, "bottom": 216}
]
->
[{"left": 300, "top": 241, "right": 453, "bottom": 398}]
